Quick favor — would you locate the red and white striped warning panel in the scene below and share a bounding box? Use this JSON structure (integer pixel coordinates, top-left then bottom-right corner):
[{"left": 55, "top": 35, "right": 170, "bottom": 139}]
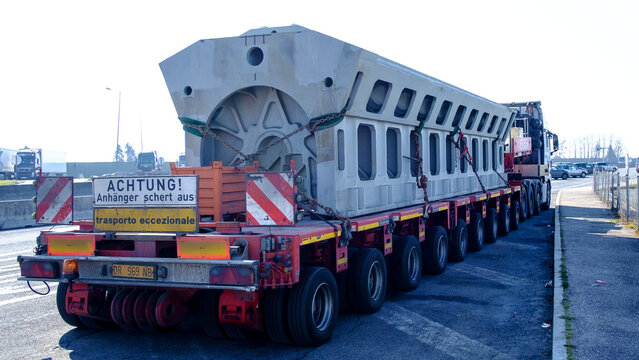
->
[
  {"left": 245, "top": 172, "right": 295, "bottom": 226},
  {"left": 36, "top": 176, "right": 74, "bottom": 224}
]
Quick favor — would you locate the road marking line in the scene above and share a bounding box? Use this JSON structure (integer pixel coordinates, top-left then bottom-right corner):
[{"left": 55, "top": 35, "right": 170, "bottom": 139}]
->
[
  {"left": 0, "top": 290, "right": 57, "bottom": 307},
  {"left": 0, "top": 263, "right": 19, "bottom": 271},
  {"left": 0, "top": 277, "right": 20, "bottom": 284},
  {"left": 0, "top": 249, "right": 34, "bottom": 258},
  {"left": 0, "top": 272, "right": 20, "bottom": 280},
  {"left": 449, "top": 263, "right": 527, "bottom": 287},
  {"left": 376, "top": 302, "right": 510, "bottom": 359},
  {"left": 0, "top": 282, "right": 57, "bottom": 295}
]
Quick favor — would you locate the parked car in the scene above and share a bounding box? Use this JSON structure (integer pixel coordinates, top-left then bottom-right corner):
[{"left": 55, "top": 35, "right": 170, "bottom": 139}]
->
[
  {"left": 551, "top": 166, "right": 569, "bottom": 180},
  {"left": 574, "top": 162, "right": 593, "bottom": 174},
  {"left": 557, "top": 164, "right": 586, "bottom": 178},
  {"left": 595, "top": 162, "right": 617, "bottom": 172}
]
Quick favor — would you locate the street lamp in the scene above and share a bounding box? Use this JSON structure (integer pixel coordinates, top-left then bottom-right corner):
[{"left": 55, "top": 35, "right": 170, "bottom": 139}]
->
[{"left": 106, "top": 87, "right": 121, "bottom": 157}]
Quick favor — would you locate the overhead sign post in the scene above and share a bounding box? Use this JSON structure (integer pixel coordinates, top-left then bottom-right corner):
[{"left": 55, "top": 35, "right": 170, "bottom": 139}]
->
[{"left": 92, "top": 175, "right": 198, "bottom": 233}]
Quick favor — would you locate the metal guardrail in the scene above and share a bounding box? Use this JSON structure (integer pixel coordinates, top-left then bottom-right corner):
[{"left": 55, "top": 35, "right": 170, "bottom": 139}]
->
[{"left": 593, "top": 170, "right": 639, "bottom": 230}]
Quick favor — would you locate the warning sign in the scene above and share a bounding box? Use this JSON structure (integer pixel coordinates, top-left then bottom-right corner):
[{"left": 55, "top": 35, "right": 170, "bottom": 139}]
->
[
  {"left": 93, "top": 176, "right": 197, "bottom": 207},
  {"left": 92, "top": 175, "right": 198, "bottom": 233},
  {"left": 93, "top": 208, "right": 198, "bottom": 232},
  {"left": 36, "top": 176, "right": 74, "bottom": 224}
]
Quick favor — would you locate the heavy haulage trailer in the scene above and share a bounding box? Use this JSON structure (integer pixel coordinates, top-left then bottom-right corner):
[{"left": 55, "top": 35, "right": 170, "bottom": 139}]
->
[{"left": 17, "top": 26, "right": 556, "bottom": 346}]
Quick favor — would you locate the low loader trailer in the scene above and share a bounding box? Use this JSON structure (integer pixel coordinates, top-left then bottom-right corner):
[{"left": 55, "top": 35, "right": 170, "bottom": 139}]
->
[{"left": 17, "top": 26, "right": 555, "bottom": 346}]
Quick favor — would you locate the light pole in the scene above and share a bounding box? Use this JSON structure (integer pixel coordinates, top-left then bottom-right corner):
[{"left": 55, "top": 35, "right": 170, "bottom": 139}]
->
[{"left": 106, "top": 87, "right": 121, "bottom": 157}]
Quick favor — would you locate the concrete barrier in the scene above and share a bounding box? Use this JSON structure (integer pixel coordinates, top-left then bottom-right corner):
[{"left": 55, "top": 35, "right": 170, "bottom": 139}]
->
[
  {"left": 0, "top": 181, "right": 92, "bottom": 201},
  {"left": 0, "top": 195, "right": 93, "bottom": 230}
]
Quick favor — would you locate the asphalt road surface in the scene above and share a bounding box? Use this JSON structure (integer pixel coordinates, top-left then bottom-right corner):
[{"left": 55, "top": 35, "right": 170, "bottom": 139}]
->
[{"left": 0, "top": 178, "right": 569, "bottom": 360}]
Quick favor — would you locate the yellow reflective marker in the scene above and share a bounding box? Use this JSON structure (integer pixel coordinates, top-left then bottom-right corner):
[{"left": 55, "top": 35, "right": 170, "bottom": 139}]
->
[
  {"left": 94, "top": 208, "right": 197, "bottom": 232},
  {"left": 48, "top": 235, "right": 95, "bottom": 256}
]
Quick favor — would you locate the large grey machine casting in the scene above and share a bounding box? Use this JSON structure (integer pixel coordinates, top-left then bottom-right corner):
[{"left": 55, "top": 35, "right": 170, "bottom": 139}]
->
[{"left": 160, "top": 25, "right": 515, "bottom": 218}]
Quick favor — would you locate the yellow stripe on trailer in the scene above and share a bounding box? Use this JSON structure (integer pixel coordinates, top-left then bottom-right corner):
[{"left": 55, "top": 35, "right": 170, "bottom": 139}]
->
[
  {"left": 504, "top": 188, "right": 512, "bottom": 194},
  {"left": 400, "top": 212, "right": 423, "bottom": 221},
  {"left": 302, "top": 231, "right": 341, "bottom": 245},
  {"left": 357, "top": 222, "right": 379, "bottom": 231},
  {"left": 384, "top": 242, "right": 393, "bottom": 249},
  {"left": 490, "top": 193, "right": 500, "bottom": 198},
  {"left": 437, "top": 205, "right": 449, "bottom": 211},
  {"left": 419, "top": 231, "right": 425, "bottom": 238},
  {"left": 337, "top": 257, "right": 348, "bottom": 266}
]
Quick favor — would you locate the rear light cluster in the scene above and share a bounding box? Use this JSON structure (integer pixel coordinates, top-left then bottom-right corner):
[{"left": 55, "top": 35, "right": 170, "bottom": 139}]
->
[
  {"left": 209, "top": 266, "right": 255, "bottom": 286},
  {"left": 20, "top": 261, "right": 59, "bottom": 278}
]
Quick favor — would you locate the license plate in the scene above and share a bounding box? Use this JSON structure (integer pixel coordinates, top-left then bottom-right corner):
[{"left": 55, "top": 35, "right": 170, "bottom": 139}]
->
[{"left": 112, "top": 264, "right": 156, "bottom": 280}]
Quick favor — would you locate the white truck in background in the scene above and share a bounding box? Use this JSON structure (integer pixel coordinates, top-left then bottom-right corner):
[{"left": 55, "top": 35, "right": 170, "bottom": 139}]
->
[
  {"left": 14, "top": 148, "right": 67, "bottom": 180},
  {"left": 0, "top": 148, "right": 18, "bottom": 180}
]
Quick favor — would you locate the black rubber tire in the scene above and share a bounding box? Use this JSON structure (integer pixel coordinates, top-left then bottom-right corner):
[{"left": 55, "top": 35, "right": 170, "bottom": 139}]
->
[
  {"left": 580, "top": 172, "right": 586, "bottom": 178},
  {"left": 519, "top": 186, "right": 527, "bottom": 223},
  {"left": 198, "top": 290, "right": 227, "bottom": 339},
  {"left": 541, "top": 184, "right": 551, "bottom": 210},
  {"left": 390, "top": 235, "right": 422, "bottom": 291},
  {"left": 468, "top": 213, "right": 484, "bottom": 252},
  {"left": 56, "top": 282, "right": 83, "bottom": 327},
  {"left": 526, "top": 183, "right": 535, "bottom": 218},
  {"left": 530, "top": 118, "right": 542, "bottom": 129},
  {"left": 347, "top": 248, "right": 387, "bottom": 314},
  {"left": 422, "top": 226, "right": 449, "bottom": 275},
  {"left": 511, "top": 200, "right": 520, "bottom": 230},
  {"left": 288, "top": 267, "right": 339, "bottom": 347},
  {"left": 484, "top": 208, "right": 498, "bottom": 244},
  {"left": 222, "top": 324, "right": 262, "bottom": 341},
  {"left": 533, "top": 183, "right": 541, "bottom": 215},
  {"left": 498, "top": 204, "right": 510, "bottom": 236},
  {"left": 562, "top": 173, "right": 568, "bottom": 180},
  {"left": 264, "top": 288, "right": 293, "bottom": 344},
  {"left": 448, "top": 220, "right": 468, "bottom": 262}
]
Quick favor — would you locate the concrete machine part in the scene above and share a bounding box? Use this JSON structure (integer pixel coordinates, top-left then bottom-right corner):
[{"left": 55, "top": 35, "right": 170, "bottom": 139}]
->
[{"left": 160, "top": 25, "right": 516, "bottom": 218}]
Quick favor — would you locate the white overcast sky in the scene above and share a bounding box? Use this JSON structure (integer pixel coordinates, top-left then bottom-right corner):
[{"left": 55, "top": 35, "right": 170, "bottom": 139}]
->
[{"left": 1, "top": 0, "right": 638, "bottom": 162}]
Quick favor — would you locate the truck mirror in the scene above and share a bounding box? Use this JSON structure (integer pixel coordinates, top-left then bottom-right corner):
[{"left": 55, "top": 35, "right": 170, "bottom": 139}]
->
[{"left": 552, "top": 134, "right": 559, "bottom": 153}]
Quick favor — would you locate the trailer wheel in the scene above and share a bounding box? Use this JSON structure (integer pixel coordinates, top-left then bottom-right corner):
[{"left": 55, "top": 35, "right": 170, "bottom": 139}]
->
[
  {"left": 423, "top": 226, "right": 448, "bottom": 275},
  {"left": 484, "top": 208, "right": 498, "bottom": 243},
  {"left": 519, "top": 187, "right": 527, "bottom": 223},
  {"left": 533, "top": 184, "right": 541, "bottom": 215},
  {"left": 498, "top": 204, "right": 510, "bottom": 236},
  {"left": 541, "top": 184, "right": 551, "bottom": 210},
  {"left": 347, "top": 248, "right": 386, "bottom": 314},
  {"left": 448, "top": 220, "right": 468, "bottom": 262},
  {"left": 511, "top": 200, "right": 520, "bottom": 230},
  {"left": 288, "top": 267, "right": 339, "bottom": 346},
  {"left": 390, "top": 235, "right": 422, "bottom": 291},
  {"left": 222, "top": 324, "right": 262, "bottom": 341},
  {"left": 264, "top": 288, "right": 293, "bottom": 344},
  {"left": 526, "top": 183, "right": 535, "bottom": 218},
  {"left": 468, "top": 213, "right": 484, "bottom": 252},
  {"left": 56, "top": 282, "right": 82, "bottom": 327},
  {"left": 110, "top": 288, "right": 137, "bottom": 331},
  {"left": 198, "top": 290, "right": 226, "bottom": 339}
]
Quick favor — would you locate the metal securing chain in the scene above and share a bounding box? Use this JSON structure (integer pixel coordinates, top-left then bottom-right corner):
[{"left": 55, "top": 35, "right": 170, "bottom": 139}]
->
[
  {"left": 412, "top": 132, "right": 432, "bottom": 219},
  {"left": 451, "top": 129, "right": 486, "bottom": 193},
  {"left": 297, "top": 190, "right": 352, "bottom": 246},
  {"left": 181, "top": 111, "right": 352, "bottom": 244},
  {"left": 180, "top": 111, "right": 346, "bottom": 169}
]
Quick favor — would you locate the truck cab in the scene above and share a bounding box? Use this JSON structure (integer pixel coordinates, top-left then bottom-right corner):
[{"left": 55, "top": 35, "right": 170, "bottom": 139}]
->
[
  {"left": 15, "top": 149, "right": 39, "bottom": 180},
  {"left": 137, "top": 151, "right": 158, "bottom": 173}
]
